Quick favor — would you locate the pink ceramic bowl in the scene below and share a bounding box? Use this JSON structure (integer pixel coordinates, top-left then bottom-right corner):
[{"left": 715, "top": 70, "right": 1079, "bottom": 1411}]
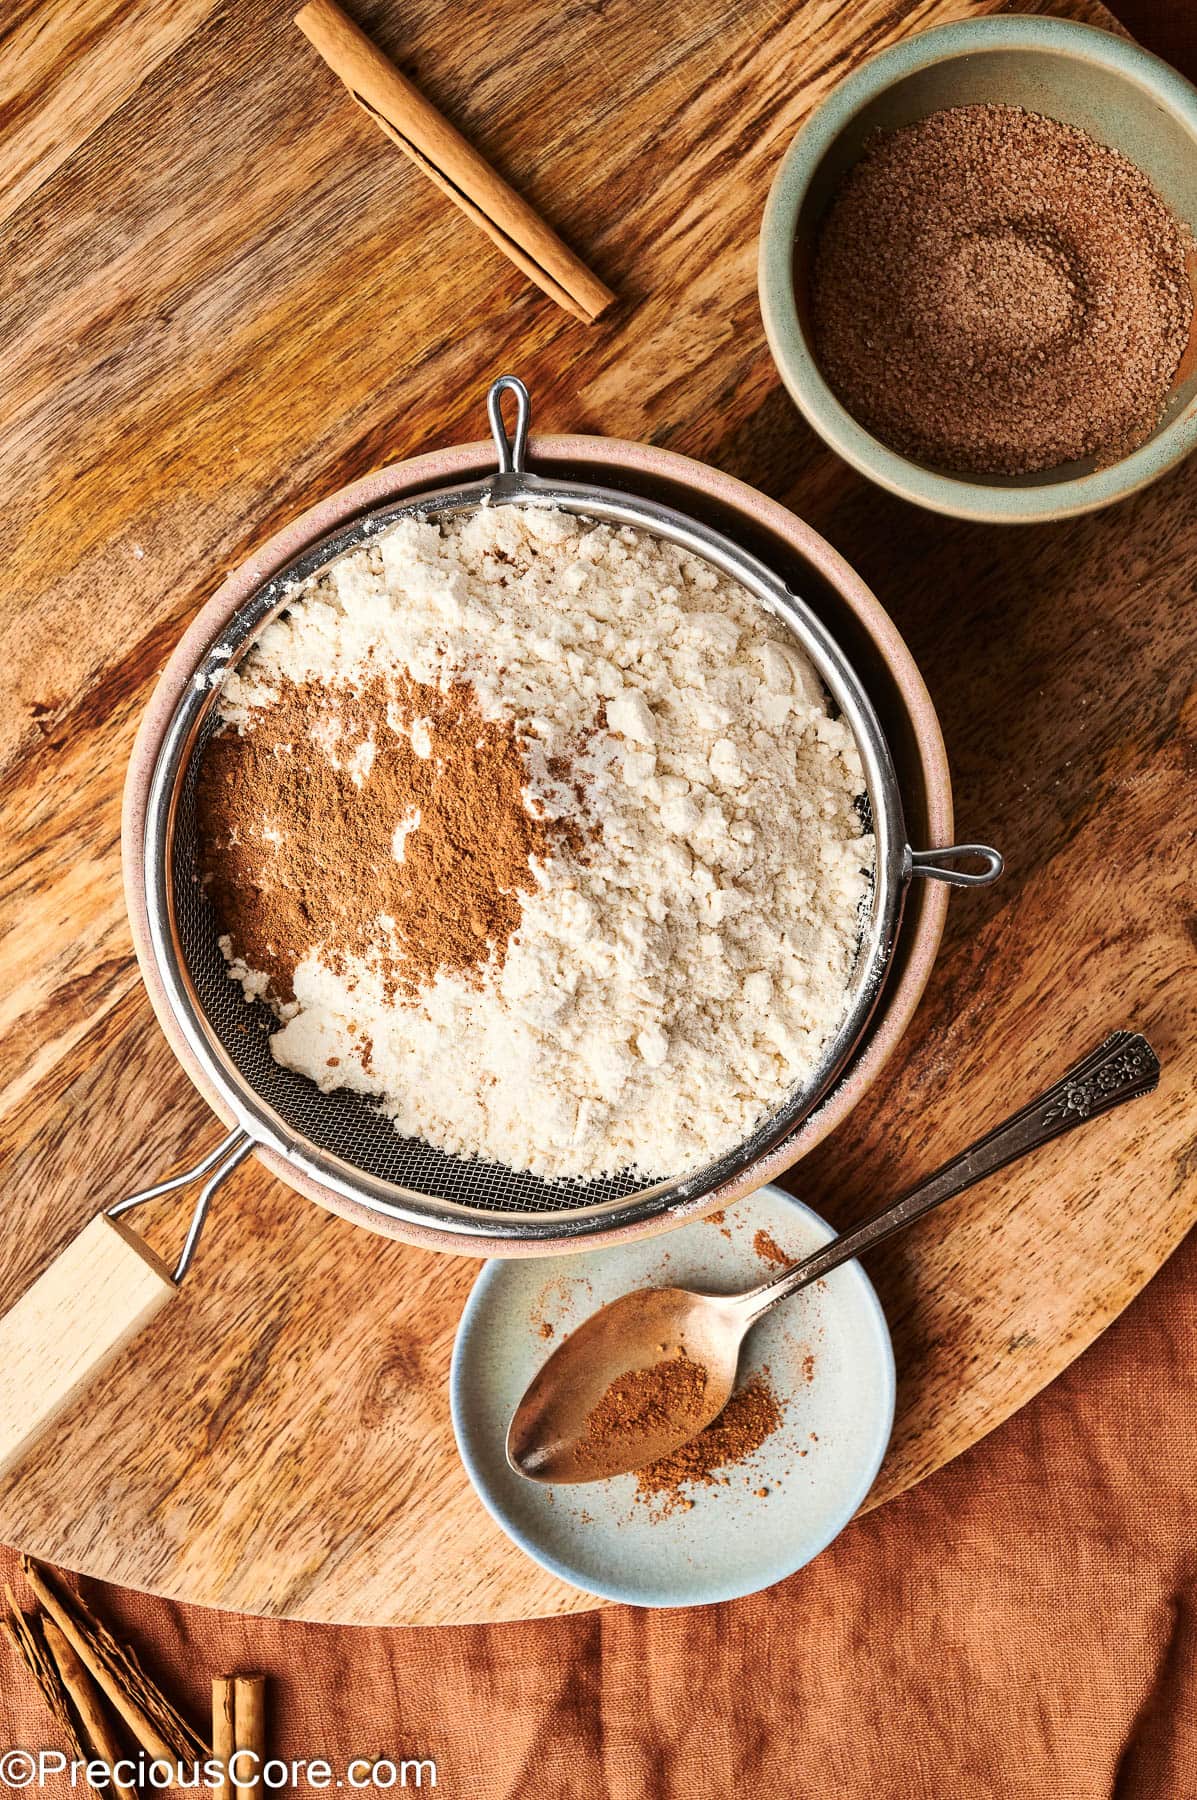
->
[{"left": 123, "top": 433, "right": 952, "bottom": 1257}]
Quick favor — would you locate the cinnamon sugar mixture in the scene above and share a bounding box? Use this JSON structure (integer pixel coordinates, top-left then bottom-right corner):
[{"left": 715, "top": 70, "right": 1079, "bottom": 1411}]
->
[
  {"left": 198, "top": 505, "right": 873, "bottom": 1180},
  {"left": 813, "top": 105, "right": 1193, "bottom": 474}
]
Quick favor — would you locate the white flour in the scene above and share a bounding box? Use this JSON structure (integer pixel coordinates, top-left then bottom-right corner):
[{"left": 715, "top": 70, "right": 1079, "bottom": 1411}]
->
[{"left": 216, "top": 506, "right": 874, "bottom": 1180}]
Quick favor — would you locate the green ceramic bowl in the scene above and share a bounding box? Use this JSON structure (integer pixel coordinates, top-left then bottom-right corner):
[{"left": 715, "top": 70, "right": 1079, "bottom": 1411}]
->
[{"left": 759, "top": 16, "right": 1197, "bottom": 522}]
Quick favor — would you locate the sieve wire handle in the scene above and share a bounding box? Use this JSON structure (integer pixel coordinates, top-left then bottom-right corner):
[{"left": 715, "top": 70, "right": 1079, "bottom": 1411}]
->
[
  {"left": 108, "top": 1127, "right": 252, "bottom": 1281},
  {"left": 908, "top": 843, "right": 1003, "bottom": 887},
  {"left": 0, "top": 1129, "right": 253, "bottom": 1481}
]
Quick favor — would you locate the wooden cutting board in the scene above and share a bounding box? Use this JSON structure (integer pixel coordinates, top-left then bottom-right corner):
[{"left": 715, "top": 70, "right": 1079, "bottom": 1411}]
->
[{"left": 1, "top": 0, "right": 1193, "bottom": 1626}]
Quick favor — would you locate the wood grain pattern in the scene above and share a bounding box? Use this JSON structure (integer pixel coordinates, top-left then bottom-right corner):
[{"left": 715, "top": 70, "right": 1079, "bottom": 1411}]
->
[{"left": 0, "top": 0, "right": 1193, "bottom": 1624}]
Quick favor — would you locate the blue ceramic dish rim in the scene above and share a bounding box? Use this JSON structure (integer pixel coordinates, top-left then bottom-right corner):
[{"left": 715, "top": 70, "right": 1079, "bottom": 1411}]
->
[
  {"left": 449, "top": 1187, "right": 897, "bottom": 1610},
  {"left": 758, "top": 15, "right": 1197, "bottom": 523}
]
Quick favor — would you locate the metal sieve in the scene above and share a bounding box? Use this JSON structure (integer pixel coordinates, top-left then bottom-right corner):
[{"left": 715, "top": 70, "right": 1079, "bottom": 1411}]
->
[
  {"left": 0, "top": 376, "right": 1006, "bottom": 1484},
  {"left": 124, "top": 376, "right": 1001, "bottom": 1266}
]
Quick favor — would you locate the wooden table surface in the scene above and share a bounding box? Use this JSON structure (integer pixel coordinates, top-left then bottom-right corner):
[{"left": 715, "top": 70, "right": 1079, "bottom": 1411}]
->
[{"left": 1, "top": 0, "right": 1194, "bottom": 1626}]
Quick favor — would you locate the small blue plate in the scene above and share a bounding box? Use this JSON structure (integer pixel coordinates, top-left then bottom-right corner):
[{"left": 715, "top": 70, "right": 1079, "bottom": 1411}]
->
[{"left": 450, "top": 1184, "right": 895, "bottom": 1608}]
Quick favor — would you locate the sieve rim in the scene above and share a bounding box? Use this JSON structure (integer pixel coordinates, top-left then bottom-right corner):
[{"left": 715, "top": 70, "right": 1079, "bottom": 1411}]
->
[
  {"left": 124, "top": 414, "right": 954, "bottom": 1251},
  {"left": 147, "top": 493, "right": 903, "bottom": 1230}
]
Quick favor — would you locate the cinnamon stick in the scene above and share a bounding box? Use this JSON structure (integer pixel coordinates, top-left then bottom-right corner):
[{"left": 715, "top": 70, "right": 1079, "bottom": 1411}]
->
[
  {"left": 41, "top": 1618, "right": 139, "bottom": 1800},
  {"left": 232, "top": 1676, "right": 266, "bottom": 1800},
  {"left": 294, "top": 0, "right": 614, "bottom": 323},
  {"left": 2, "top": 1594, "right": 91, "bottom": 1767},
  {"left": 20, "top": 1559, "right": 208, "bottom": 1766},
  {"left": 212, "top": 1677, "right": 236, "bottom": 1800}
]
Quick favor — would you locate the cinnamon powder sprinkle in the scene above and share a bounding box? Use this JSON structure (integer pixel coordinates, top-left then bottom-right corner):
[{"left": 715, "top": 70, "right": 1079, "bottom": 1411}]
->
[
  {"left": 635, "top": 1373, "right": 784, "bottom": 1514},
  {"left": 196, "top": 672, "right": 583, "bottom": 1004},
  {"left": 752, "top": 1228, "right": 790, "bottom": 1268}
]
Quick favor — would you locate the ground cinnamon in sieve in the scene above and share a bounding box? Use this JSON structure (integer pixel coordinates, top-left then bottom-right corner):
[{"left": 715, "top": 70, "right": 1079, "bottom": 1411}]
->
[
  {"left": 812, "top": 104, "right": 1193, "bottom": 474},
  {"left": 635, "top": 1373, "right": 784, "bottom": 1514},
  {"left": 196, "top": 671, "right": 583, "bottom": 1003}
]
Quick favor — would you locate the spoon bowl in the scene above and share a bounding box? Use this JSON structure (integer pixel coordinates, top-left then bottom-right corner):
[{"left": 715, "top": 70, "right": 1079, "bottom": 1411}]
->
[{"left": 506, "top": 1286, "right": 744, "bottom": 1482}]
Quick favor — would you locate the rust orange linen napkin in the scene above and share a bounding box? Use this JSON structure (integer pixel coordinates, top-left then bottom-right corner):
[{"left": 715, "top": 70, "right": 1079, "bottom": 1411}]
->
[{"left": 0, "top": 1225, "right": 1192, "bottom": 1800}]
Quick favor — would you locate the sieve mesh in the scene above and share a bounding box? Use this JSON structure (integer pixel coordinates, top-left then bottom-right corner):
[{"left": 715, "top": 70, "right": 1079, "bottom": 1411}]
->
[
  {"left": 147, "top": 396, "right": 907, "bottom": 1239},
  {"left": 173, "top": 708, "right": 650, "bottom": 1214}
]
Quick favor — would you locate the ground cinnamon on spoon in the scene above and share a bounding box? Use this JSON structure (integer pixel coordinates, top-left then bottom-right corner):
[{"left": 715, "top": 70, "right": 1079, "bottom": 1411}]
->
[
  {"left": 584, "top": 1353, "right": 709, "bottom": 1449},
  {"left": 580, "top": 1353, "right": 786, "bottom": 1517}
]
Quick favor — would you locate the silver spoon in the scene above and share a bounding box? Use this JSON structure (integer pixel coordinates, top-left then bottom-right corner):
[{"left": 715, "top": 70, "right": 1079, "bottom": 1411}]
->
[{"left": 507, "top": 1031, "right": 1159, "bottom": 1483}]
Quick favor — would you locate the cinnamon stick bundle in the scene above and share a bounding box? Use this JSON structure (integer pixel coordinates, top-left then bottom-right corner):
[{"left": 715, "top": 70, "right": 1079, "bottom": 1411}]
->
[
  {"left": 20, "top": 1558, "right": 209, "bottom": 1765},
  {"left": 294, "top": 0, "right": 614, "bottom": 323},
  {"left": 2, "top": 1592, "right": 137, "bottom": 1800},
  {"left": 41, "top": 1619, "right": 139, "bottom": 1800},
  {"left": 1, "top": 1596, "right": 90, "bottom": 1765}
]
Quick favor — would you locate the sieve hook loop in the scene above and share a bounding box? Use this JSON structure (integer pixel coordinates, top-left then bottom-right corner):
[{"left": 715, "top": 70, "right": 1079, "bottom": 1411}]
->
[
  {"left": 487, "top": 374, "right": 531, "bottom": 476},
  {"left": 108, "top": 1127, "right": 253, "bottom": 1283},
  {"left": 907, "top": 844, "right": 1004, "bottom": 888}
]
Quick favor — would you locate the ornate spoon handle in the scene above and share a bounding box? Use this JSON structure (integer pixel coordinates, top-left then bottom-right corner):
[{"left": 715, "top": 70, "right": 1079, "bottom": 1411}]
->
[{"left": 737, "top": 1031, "right": 1160, "bottom": 1324}]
